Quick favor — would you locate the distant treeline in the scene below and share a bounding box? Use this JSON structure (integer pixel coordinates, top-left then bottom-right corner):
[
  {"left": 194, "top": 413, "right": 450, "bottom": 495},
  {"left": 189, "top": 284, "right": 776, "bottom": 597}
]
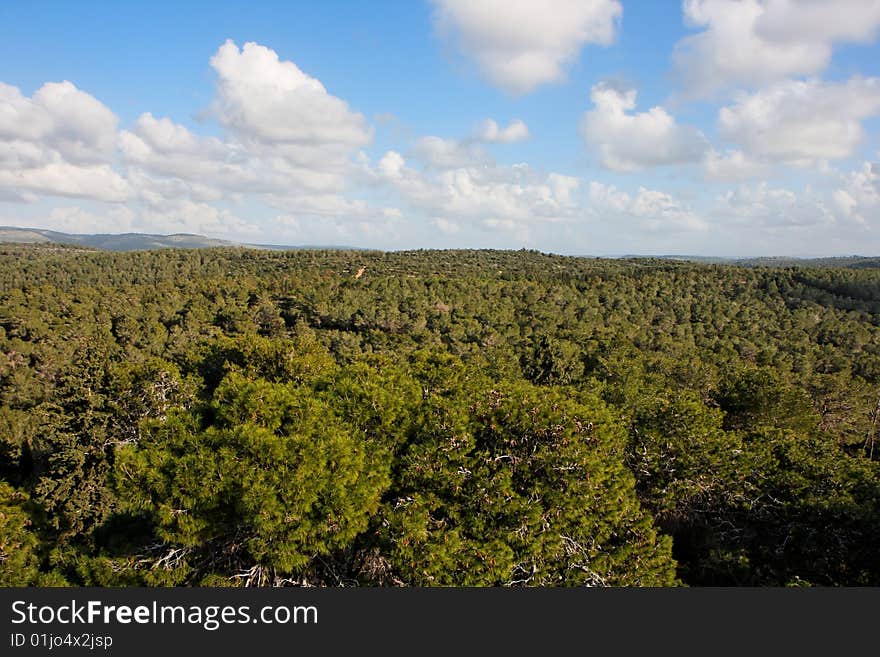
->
[{"left": 2, "top": 244, "right": 880, "bottom": 586}]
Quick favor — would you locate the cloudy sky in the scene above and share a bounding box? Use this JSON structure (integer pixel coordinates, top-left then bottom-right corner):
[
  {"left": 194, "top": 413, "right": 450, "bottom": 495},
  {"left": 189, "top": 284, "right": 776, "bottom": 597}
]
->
[{"left": 1, "top": 0, "right": 879, "bottom": 255}]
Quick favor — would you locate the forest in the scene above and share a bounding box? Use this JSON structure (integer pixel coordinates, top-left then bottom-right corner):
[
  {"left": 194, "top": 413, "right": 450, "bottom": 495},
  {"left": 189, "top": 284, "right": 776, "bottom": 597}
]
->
[{"left": 2, "top": 242, "right": 880, "bottom": 587}]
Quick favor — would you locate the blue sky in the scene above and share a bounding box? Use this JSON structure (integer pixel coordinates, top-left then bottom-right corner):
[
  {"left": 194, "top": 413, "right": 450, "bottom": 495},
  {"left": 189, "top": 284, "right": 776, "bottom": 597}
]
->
[{"left": 1, "top": 1, "right": 879, "bottom": 255}]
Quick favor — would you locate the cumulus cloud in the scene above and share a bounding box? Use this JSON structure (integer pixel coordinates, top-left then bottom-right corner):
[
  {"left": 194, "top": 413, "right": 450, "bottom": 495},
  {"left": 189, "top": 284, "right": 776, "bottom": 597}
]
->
[
  {"left": 119, "top": 114, "right": 245, "bottom": 194},
  {"left": 475, "top": 118, "right": 529, "bottom": 143},
  {"left": 703, "top": 149, "right": 769, "bottom": 181},
  {"left": 0, "top": 162, "right": 130, "bottom": 203},
  {"left": 754, "top": 0, "right": 880, "bottom": 45},
  {"left": 121, "top": 113, "right": 228, "bottom": 161},
  {"left": 673, "top": 0, "right": 880, "bottom": 98},
  {"left": 0, "top": 40, "right": 390, "bottom": 243},
  {"left": 43, "top": 205, "right": 135, "bottom": 234},
  {"left": 210, "top": 40, "right": 371, "bottom": 153},
  {"left": 406, "top": 120, "right": 529, "bottom": 171},
  {"left": 0, "top": 81, "right": 128, "bottom": 202},
  {"left": 715, "top": 182, "right": 839, "bottom": 228},
  {"left": 116, "top": 40, "right": 386, "bottom": 237},
  {"left": 832, "top": 162, "right": 879, "bottom": 226},
  {"left": 8, "top": 198, "right": 255, "bottom": 239},
  {"left": 589, "top": 181, "right": 708, "bottom": 232},
  {"left": 0, "top": 40, "right": 379, "bottom": 210},
  {"left": 433, "top": 217, "right": 461, "bottom": 234},
  {"left": 718, "top": 77, "right": 880, "bottom": 164},
  {"left": 137, "top": 198, "right": 260, "bottom": 237},
  {"left": 378, "top": 150, "right": 406, "bottom": 180},
  {"left": 432, "top": 0, "right": 622, "bottom": 94},
  {"left": 709, "top": 161, "right": 880, "bottom": 239},
  {"left": 0, "top": 81, "right": 118, "bottom": 164},
  {"left": 581, "top": 83, "right": 708, "bottom": 171},
  {"left": 119, "top": 112, "right": 344, "bottom": 199},
  {"left": 376, "top": 149, "right": 580, "bottom": 230}
]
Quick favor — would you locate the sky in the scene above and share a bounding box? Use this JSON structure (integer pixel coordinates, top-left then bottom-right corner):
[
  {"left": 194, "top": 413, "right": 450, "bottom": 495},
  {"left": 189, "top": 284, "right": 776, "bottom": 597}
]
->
[{"left": 1, "top": 0, "right": 879, "bottom": 256}]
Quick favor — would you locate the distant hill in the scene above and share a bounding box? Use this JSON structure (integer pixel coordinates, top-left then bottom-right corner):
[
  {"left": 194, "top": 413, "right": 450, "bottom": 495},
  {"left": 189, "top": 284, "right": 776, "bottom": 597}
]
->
[
  {"left": 0, "top": 227, "right": 237, "bottom": 251},
  {"left": 648, "top": 255, "right": 880, "bottom": 269},
  {"left": 0, "top": 227, "right": 367, "bottom": 252},
  {"left": 247, "top": 242, "right": 368, "bottom": 251},
  {"left": 1, "top": 227, "right": 878, "bottom": 264},
  {"left": 733, "top": 256, "right": 880, "bottom": 269},
  {"left": 624, "top": 255, "right": 735, "bottom": 265}
]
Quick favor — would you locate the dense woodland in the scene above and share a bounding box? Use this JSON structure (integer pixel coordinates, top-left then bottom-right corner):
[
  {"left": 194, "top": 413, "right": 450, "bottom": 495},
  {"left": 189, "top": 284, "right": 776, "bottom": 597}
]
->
[{"left": 2, "top": 243, "right": 880, "bottom": 586}]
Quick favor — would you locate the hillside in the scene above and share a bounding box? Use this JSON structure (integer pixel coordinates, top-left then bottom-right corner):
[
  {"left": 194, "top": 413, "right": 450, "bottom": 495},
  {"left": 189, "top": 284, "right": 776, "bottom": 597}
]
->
[
  {"left": 650, "top": 255, "right": 880, "bottom": 268},
  {"left": 3, "top": 228, "right": 878, "bottom": 267},
  {"left": 0, "top": 226, "right": 371, "bottom": 253},
  {"left": 0, "top": 226, "right": 238, "bottom": 251}
]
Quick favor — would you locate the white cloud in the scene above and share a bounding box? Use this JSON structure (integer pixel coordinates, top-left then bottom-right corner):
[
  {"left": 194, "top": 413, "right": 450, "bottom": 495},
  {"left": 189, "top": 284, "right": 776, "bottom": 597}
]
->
[
  {"left": 407, "top": 120, "right": 529, "bottom": 171},
  {"left": 0, "top": 81, "right": 118, "bottom": 164},
  {"left": 433, "top": 217, "right": 461, "bottom": 234},
  {"left": 707, "top": 161, "right": 880, "bottom": 244},
  {"left": 113, "top": 41, "right": 386, "bottom": 238},
  {"left": 7, "top": 199, "right": 255, "bottom": 239},
  {"left": 138, "top": 199, "right": 259, "bottom": 237},
  {"left": 122, "top": 113, "right": 228, "bottom": 159},
  {"left": 475, "top": 118, "right": 529, "bottom": 143},
  {"left": 0, "top": 81, "right": 128, "bottom": 202},
  {"left": 43, "top": 205, "right": 135, "bottom": 234},
  {"left": 754, "top": 0, "right": 880, "bottom": 44},
  {"left": 674, "top": 0, "right": 880, "bottom": 98},
  {"left": 581, "top": 83, "right": 708, "bottom": 171},
  {"left": 376, "top": 150, "right": 580, "bottom": 229},
  {"left": 703, "top": 149, "right": 769, "bottom": 181},
  {"left": 378, "top": 150, "right": 406, "bottom": 180},
  {"left": 589, "top": 181, "right": 709, "bottom": 232},
  {"left": 119, "top": 112, "right": 344, "bottom": 199},
  {"left": 119, "top": 114, "right": 245, "bottom": 193},
  {"left": 412, "top": 135, "right": 489, "bottom": 169},
  {"left": 432, "top": 0, "right": 622, "bottom": 94},
  {"left": 0, "top": 40, "right": 390, "bottom": 243},
  {"left": 0, "top": 162, "right": 130, "bottom": 203},
  {"left": 210, "top": 40, "right": 371, "bottom": 152},
  {"left": 716, "top": 182, "right": 836, "bottom": 228},
  {"left": 193, "top": 40, "right": 374, "bottom": 197},
  {"left": 718, "top": 77, "right": 880, "bottom": 164},
  {"left": 0, "top": 139, "right": 51, "bottom": 171},
  {"left": 832, "top": 162, "right": 879, "bottom": 225}
]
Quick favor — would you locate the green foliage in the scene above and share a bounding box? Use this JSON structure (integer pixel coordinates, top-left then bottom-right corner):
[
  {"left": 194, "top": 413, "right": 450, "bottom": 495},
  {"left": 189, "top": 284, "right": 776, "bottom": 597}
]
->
[
  {"left": 3, "top": 244, "right": 880, "bottom": 586},
  {"left": 728, "top": 427, "right": 880, "bottom": 585},
  {"left": 192, "top": 329, "right": 337, "bottom": 393},
  {"left": 383, "top": 376, "right": 677, "bottom": 585},
  {"left": 116, "top": 372, "right": 389, "bottom": 580},
  {"left": 0, "top": 482, "right": 42, "bottom": 585},
  {"left": 715, "top": 367, "right": 818, "bottom": 433},
  {"left": 0, "top": 482, "right": 66, "bottom": 586},
  {"left": 627, "top": 390, "right": 743, "bottom": 520}
]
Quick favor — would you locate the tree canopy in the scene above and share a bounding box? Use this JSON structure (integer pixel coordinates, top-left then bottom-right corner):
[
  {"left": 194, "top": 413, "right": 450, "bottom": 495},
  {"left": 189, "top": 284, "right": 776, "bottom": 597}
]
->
[{"left": 2, "top": 244, "right": 880, "bottom": 586}]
